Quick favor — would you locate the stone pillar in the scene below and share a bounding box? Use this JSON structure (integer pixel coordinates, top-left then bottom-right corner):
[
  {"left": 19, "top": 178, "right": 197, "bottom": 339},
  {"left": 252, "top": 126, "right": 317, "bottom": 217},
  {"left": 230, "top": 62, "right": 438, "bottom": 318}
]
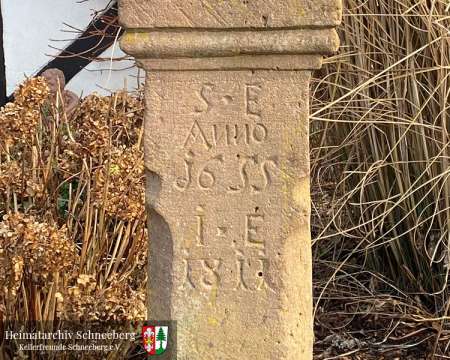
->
[{"left": 119, "top": 2, "right": 341, "bottom": 359}]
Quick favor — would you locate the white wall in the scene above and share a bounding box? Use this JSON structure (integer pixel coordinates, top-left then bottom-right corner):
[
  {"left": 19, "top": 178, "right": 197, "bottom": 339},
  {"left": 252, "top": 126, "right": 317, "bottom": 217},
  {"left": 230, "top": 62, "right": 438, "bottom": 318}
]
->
[{"left": 2, "top": 0, "right": 140, "bottom": 96}]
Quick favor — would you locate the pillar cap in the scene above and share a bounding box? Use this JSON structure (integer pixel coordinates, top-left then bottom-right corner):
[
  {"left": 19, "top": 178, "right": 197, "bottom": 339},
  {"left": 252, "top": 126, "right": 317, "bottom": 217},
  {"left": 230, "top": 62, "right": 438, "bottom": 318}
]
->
[
  {"left": 119, "top": 0, "right": 342, "bottom": 70},
  {"left": 119, "top": 0, "right": 342, "bottom": 29}
]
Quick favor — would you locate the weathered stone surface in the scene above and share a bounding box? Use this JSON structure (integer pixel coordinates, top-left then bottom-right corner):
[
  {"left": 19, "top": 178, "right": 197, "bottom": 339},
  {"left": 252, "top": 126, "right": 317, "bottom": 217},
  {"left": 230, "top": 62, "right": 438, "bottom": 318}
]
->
[
  {"left": 146, "top": 71, "right": 313, "bottom": 359},
  {"left": 119, "top": 0, "right": 341, "bottom": 358},
  {"left": 41, "top": 68, "right": 78, "bottom": 116},
  {"left": 119, "top": 0, "right": 342, "bottom": 29}
]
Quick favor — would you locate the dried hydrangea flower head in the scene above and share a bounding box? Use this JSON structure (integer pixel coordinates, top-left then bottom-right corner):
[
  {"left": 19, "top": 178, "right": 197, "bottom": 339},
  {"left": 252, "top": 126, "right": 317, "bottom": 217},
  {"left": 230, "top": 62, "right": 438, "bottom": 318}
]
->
[
  {"left": 63, "top": 274, "right": 146, "bottom": 322},
  {"left": 93, "top": 146, "right": 145, "bottom": 221},
  {"left": 59, "top": 92, "right": 143, "bottom": 176},
  {"left": 0, "top": 77, "right": 50, "bottom": 146},
  {"left": 0, "top": 213, "right": 79, "bottom": 289},
  {"left": 0, "top": 161, "right": 43, "bottom": 198},
  {"left": 14, "top": 76, "right": 50, "bottom": 108}
]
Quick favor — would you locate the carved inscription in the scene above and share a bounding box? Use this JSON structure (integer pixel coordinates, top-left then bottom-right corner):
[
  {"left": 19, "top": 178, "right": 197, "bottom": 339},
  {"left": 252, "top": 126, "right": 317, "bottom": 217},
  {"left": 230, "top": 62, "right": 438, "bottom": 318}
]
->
[
  {"left": 185, "top": 257, "right": 272, "bottom": 291},
  {"left": 195, "top": 83, "right": 214, "bottom": 113},
  {"left": 183, "top": 120, "right": 212, "bottom": 150},
  {"left": 174, "top": 152, "right": 278, "bottom": 193},
  {"left": 245, "top": 84, "right": 262, "bottom": 119},
  {"left": 185, "top": 259, "right": 221, "bottom": 290},
  {"left": 227, "top": 154, "right": 278, "bottom": 194},
  {"left": 238, "top": 258, "right": 270, "bottom": 291},
  {"left": 183, "top": 210, "right": 273, "bottom": 292},
  {"left": 180, "top": 82, "right": 277, "bottom": 293},
  {"left": 175, "top": 83, "right": 280, "bottom": 194},
  {"left": 245, "top": 212, "right": 265, "bottom": 247},
  {"left": 183, "top": 121, "right": 268, "bottom": 149},
  {"left": 195, "top": 207, "right": 205, "bottom": 246}
]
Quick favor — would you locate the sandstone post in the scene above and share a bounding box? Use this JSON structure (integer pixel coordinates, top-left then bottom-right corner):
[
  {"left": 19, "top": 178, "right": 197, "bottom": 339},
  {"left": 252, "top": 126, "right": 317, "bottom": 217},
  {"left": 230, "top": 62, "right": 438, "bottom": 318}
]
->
[{"left": 119, "top": 1, "right": 341, "bottom": 358}]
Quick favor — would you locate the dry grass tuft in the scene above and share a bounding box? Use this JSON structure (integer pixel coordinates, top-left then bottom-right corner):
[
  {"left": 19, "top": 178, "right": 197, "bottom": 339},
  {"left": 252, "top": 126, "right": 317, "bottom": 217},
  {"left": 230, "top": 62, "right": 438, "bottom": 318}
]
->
[{"left": 312, "top": 0, "right": 450, "bottom": 358}]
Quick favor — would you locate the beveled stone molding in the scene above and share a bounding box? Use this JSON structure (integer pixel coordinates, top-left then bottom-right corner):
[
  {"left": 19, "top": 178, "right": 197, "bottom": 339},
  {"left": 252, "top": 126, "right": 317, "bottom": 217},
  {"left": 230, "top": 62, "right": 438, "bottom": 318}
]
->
[
  {"left": 138, "top": 54, "right": 323, "bottom": 71},
  {"left": 120, "top": 29, "right": 340, "bottom": 60}
]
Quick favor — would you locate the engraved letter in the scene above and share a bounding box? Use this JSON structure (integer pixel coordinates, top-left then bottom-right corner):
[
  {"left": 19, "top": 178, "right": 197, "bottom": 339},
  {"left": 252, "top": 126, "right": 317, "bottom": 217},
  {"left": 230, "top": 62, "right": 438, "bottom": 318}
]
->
[
  {"left": 184, "top": 120, "right": 211, "bottom": 150},
  {"left": 186, "top": 259, "right": 221, "bottom": 289},
  {"left": 252, "top": 123, "right": 268, "bottom": 143},
  {"left": 259, "top": 157, "right": 279, "bottom": 192},
  {"left": 227, "top": 155, "right": 254, "bottom": 193},
  {"left": 230, "top": 124, "right": 250, "bottom": 145},
  {"left": 174, "top": 152, "right": 194, "bottom": 191},
  {"left": 196, "top": 209, "right": 205, "bottom": 246},
  {"left": 195, "top": 83, "right": 214, "bottom": 113},
  {"left": 250, "top": 156, "right": 279, "bottom": 193},
  {"left": 246, "top": 213, "right": 265, "bottom": 247},
  {"left": 197, "top": 154, "right": 224, "bottom": 190},
  {"left": 246, "top": 85, "right": 262, "bottom": 119},
  {"left": 238, "top": 258, "right": 271, "bottom": 291}
]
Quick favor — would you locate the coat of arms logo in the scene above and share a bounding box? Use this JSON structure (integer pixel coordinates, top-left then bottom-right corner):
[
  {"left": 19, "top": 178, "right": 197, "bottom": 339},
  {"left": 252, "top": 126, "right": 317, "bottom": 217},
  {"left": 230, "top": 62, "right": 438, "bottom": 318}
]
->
[{"left": 142, "top": 326, "right": 169, "bottom": 355}]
